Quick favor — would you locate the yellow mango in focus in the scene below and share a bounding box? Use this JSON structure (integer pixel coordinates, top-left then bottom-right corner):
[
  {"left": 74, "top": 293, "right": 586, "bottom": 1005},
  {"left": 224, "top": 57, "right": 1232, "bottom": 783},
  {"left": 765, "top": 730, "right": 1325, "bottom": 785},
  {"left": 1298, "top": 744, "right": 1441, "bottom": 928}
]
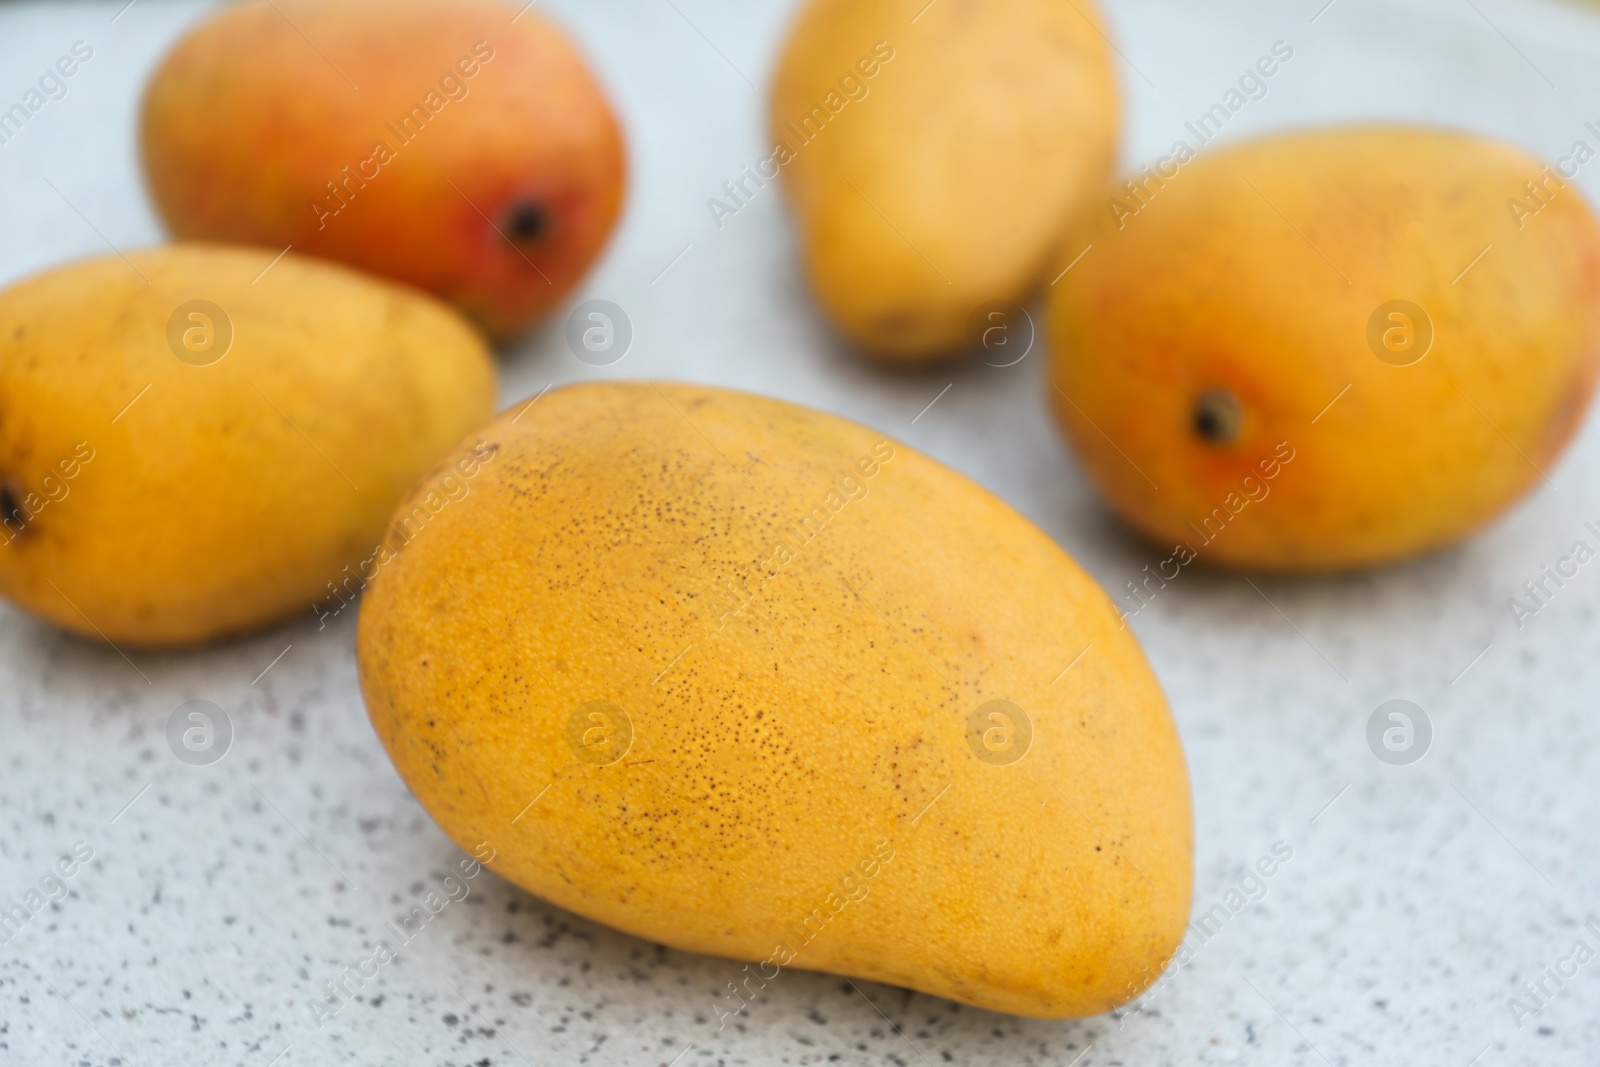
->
[
  {"left": 770, "top": 0, "right": 1118, "bottom": 363},
  {"left": 357, "top": 381, "right": 1191, "bottom": 1019},
  {"left": 0, "top": 244, "right": 496, "bottom": 645},
  {"left": 1051, "top": 126, "right": 1600, "bottom": 570}
]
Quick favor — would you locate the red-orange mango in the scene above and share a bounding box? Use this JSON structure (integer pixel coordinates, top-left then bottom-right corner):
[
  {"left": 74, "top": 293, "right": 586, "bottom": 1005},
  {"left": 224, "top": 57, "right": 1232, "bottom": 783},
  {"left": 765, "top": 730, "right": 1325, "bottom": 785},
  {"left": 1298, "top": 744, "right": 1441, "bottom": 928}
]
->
[{"left": 141, "top": 0, "right": 626, "bottom": 341}]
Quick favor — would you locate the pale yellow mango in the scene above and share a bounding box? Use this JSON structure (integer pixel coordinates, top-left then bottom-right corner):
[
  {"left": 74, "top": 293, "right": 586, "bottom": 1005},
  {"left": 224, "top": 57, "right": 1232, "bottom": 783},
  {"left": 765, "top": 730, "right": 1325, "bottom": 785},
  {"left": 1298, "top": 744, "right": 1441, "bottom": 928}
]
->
[{"left": 771, "top": 0, "right": 1118, "bottom": 362}]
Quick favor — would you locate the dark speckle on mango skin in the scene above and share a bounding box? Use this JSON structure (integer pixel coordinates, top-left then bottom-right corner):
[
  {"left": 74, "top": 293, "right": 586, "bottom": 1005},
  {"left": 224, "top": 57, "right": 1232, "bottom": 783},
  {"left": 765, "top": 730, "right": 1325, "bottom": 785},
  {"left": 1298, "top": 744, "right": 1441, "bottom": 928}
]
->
[
  {"left": 0, "top": 482, "right": 27, "bottom": 540},
  {"left": 504, "top": 200, "right": 549, "bottom": 243},
  {"left": 356, "top": 380, "right": 1191, "bottom": 1021},
  {"left": 1190, "top": 388, "right": 1242, "bottom": 447}
]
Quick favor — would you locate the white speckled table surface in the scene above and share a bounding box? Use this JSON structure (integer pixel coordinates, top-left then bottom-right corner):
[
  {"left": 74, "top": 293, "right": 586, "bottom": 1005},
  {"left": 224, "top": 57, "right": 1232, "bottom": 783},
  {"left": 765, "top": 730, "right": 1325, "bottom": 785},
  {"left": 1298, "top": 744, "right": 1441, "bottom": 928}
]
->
[{"left": 4, "top": 0, "right": 1600, "bottom": 1064}]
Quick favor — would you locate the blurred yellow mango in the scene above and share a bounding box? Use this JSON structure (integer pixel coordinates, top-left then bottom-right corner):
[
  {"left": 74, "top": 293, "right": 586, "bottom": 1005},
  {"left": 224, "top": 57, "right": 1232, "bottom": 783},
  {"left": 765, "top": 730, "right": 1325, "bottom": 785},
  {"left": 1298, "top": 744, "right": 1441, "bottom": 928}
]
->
[
  {"left": 771, "top": 0, "right": 1118, "bottom": 363},
  {"left": 0, "top": 244, "right": 496, "bottom": 645}
]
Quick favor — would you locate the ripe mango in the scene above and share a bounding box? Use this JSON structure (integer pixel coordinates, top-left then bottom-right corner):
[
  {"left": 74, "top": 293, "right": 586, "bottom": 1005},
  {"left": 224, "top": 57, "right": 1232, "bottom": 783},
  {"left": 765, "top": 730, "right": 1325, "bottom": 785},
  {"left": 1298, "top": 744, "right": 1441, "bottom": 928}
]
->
[
  {"left": 0, "top": 244, "right": 496, "bottom": 646},
  {"left": 140, "top": 0, "right": 625, "bottom": 342},
  {"left": 1050, "top": 126, "right": 1600, "bottom": 570},
  {"left": 357, "top": 381, "right": 1191, "bottom": 1018},
  {"left": 770, "top": 0, "right": 1118, "bottom": 363}
]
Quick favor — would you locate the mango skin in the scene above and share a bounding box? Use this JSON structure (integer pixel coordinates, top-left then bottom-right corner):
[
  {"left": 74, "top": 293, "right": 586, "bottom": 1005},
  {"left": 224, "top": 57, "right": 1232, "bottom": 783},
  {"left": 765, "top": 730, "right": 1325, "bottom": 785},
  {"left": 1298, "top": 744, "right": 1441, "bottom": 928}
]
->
[
  {"left": 141, "top": 0, "right": 625, "bottom": 342},
  {"left": 771, "top": 0, "right": 1118, "bottom": 363},
  {"left": 0, "top": 244, "right": 496, "bottom": 646},
  {"left": 357, "top": 381, "right": 1191, "bottom": 1019},
  {"left": 1051, "top": 126, "right": 1600, "bottom": 571}
]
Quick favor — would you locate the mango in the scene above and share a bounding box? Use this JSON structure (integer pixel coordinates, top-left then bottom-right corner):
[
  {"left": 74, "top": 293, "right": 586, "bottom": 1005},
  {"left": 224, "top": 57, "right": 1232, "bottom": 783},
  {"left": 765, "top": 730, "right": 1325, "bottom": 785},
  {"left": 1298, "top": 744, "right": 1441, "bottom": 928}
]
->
[
  {"left": 1050, "top": 126, "right": 1600, "bottom": 570},
  {"left": 140, "top": 0, "right": 625, "bottom": 342},
  {"left": 0, "top": 244, "right": 496, "bottom": 646},
  {"left": 770, "top": 0, "right": 1118, "bottom": 363},
  {"left": 357, "top": 381, "right": 1191, "bottom": 1018}
]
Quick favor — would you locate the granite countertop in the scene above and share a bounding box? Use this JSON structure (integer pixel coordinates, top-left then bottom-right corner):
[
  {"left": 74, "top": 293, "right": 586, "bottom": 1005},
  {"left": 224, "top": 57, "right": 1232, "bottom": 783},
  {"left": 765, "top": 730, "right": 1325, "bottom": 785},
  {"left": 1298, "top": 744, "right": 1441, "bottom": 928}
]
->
[{"left": 4, "top": 0, "right": 1600, "bottom": 1063}]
